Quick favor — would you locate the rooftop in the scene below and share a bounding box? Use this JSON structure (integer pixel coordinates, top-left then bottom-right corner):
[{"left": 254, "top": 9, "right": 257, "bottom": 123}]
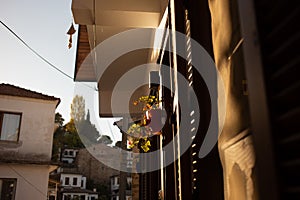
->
[
  {"left": 61, "top": 188, "right": 98, "bottom": 194},
  {"left": 0, "top": 83, "right": 60, "bottom": 106}
]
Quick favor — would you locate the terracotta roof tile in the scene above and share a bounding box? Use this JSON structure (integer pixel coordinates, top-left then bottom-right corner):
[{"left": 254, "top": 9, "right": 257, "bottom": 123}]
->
[{"left": 0, "top": 83, "right": 60, "bottom": 106}]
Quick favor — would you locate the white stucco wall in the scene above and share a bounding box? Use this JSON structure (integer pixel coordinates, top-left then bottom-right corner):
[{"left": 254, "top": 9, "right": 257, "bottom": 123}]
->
[
  {"left": 60, "top": 173, "right": 86, "bottom": 188},
  {"left": 0, "top": 164, "right": 51, "bottom": 200},
  {"left": 0, "top": 95, "right": 58, "bottom": 161}
]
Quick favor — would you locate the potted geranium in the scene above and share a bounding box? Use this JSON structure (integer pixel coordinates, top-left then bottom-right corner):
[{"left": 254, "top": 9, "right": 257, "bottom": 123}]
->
[{"left": 127, "top": 95, "right": 163, "bottom": 152}]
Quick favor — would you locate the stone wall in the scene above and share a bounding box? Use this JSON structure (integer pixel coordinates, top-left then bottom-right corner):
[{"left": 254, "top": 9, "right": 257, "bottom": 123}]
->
[{"left": 75, "top": 148, "right": 119, "bottom": 186}]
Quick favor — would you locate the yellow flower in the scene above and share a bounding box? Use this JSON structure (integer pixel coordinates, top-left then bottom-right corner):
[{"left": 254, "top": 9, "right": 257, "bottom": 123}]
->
[
  {"left": 128, "top": 137, "right": 139, "bottom": 149},
  {"left": 129, "top": 143, "right": 135, "bottom": 149},
  {"left": 141, "top": 139, "right": 151, "bottom": 152}
]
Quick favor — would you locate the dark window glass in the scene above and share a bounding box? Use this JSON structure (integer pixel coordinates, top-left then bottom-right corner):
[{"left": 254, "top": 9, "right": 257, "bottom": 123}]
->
[
  {"left": 0, "top": 178, "right": 17, "bottom": 200},
  {"left": 65, "top": 177, "right": 70, "bottom": 185},
  {"left": 73, "top": 177, "right": 77, "bottom": 186}
]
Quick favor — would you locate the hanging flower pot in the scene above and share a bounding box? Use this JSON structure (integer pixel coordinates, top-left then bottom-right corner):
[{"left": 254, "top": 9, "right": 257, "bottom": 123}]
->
[
  {"left": 126, "top": 95, "right": 163, "bottom": 152},
  {"left": 146, "top": 109, "right": 163, "bottom": 135}
]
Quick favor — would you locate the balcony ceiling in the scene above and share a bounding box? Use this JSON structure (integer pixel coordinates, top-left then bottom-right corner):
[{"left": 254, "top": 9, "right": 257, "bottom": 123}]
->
[
  {"left": 72, "top": 0, "right": 164, "bottom": 26},
  {"left": 72, "top": 0, "right": 167, "bottom": 117}
]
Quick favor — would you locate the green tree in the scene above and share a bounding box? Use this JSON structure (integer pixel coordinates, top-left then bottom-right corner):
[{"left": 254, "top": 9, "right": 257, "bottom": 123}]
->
[
  {"left": 52, "top": 116, "right": 85, "bottom": 162},
  {"left": 51, "top": 113, "right": 64, "bottom": 161},
  {"left": 52, "top": 100, "right": 114, "bottom": 161},
  {"left": 115, "top": 141, "right": 122, "bottom": 148},
  {"left": 70, "top": 96, "right": 99, "bottom": 146},
  {"left": 77, "top": 110, "right": 101, "bottom": 146},
  {"left": 64, "top": 119, "right": 85, "bottom": 148},
  {"left": 98, "top": 135, "right": 113, "bottom": 145},
  {"left": 52, "top": 112, "right": 66, "bottom": 161},
  {"left": 55, "top": 112, "right": 64, "bottom": 127},
  {"left": 70, "top": 95, "right": 85, "bottom": 123}
]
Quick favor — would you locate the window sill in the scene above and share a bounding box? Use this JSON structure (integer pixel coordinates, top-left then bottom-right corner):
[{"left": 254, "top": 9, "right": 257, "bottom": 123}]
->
[{"left": 0, "top": 140, "right": 22, "bottom": 148}]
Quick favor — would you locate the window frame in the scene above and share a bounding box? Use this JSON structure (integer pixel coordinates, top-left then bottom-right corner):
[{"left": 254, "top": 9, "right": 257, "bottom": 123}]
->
[
  {"left": 65, "top": 177, "right": 70, "bottom": 185},
  {"left": 72, "top": 177, "right": 78, "bottom": 186},
  {"left": 0, "top": 111, "right": 22, "bottom": 142},
  {"left": 0, "top": 178, "right": 17, "bottom": 200},
  {"left": 64, "top": 150, "right": 68, "bottom": 156}
]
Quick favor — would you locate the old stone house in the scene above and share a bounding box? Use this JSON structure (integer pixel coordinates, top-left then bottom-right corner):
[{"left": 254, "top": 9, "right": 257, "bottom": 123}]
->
[{"left": 0, "top": 83, "right": 60, "bottom": 200}]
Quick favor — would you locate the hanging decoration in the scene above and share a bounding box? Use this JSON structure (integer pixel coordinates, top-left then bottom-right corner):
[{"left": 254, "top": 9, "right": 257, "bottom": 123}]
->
[
  {"left": 67, "top": 23, "right": 76, "bottom": 49},
  {"left": 127, "top": 95, "right": 163, "bottom": 152}
]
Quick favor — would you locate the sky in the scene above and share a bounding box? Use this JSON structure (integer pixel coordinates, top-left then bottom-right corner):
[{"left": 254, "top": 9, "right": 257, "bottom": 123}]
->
[{"left": 0, "top": 0, "right": 122, "bottom": 143}]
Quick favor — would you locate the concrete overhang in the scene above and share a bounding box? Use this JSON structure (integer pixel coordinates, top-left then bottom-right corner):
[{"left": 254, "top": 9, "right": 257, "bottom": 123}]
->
[
  {"left": 72, "top": 0, "right": 163, "bottom": 26},
  {"left": 72, "top": 0, "right": 168, "bottom": 117}
]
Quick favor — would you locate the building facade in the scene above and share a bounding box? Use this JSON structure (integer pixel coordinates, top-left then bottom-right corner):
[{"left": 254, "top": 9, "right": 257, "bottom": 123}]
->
[
  {"left": 61, "top": 148, "right": 79, "bottom": 165},
  {"left": 110, "top": 175, "right": 132, "bottom": 200},
  {"left": 59, "top": 172, "right": 98, "bottom": 200},
  {"left": 75, "top": 147, "right": 119, "bottom": 186},
  {"left": 0, "top": 83, "right": 60, "bottom": 200},
  {"left": 50, "top": 147, "right": 100, "bottom": 200},
  {"left": 70, "top": 0, "right": 300, "bottom": 199}
]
